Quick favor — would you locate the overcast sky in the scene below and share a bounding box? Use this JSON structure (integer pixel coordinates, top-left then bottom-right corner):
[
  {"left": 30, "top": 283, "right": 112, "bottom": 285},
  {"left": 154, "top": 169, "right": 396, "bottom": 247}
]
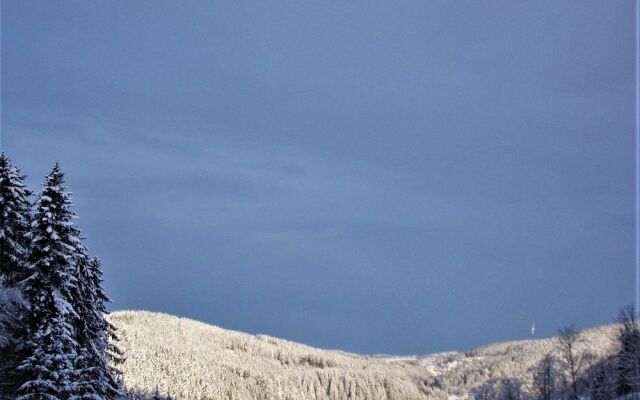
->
[{"left": 1, "top": 1, "right": 635, "bottom": 354}]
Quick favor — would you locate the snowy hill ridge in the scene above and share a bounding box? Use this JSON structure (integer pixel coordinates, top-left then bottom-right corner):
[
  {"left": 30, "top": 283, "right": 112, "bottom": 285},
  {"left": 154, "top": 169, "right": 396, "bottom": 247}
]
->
[{"left": 109, "top": 311, "right": 615, "bottom": 400}]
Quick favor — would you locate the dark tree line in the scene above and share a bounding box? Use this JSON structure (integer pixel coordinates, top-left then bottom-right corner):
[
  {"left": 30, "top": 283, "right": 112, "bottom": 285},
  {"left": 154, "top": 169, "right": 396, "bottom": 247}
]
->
[{"left": 0, "top": 154, "right": 122, "bottom": 400}]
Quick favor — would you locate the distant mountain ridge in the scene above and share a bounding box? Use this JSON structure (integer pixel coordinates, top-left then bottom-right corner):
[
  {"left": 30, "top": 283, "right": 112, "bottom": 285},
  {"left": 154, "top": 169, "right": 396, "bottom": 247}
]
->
[{"left": 109, "top": 311, "right": 616, "bottom": 400}]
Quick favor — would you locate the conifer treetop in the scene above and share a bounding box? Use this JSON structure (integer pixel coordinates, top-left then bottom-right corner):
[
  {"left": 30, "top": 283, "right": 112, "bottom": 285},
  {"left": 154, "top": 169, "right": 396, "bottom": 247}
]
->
[{"left": 0, "top": 153, "right": 32, "bottom": 286}]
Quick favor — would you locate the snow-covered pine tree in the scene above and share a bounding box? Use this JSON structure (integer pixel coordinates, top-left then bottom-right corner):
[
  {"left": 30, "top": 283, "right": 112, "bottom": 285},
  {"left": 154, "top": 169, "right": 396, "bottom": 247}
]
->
[
  {"left": 0, "top": 278, "right": 27, "bottom": 398},
  {"left": 0, "top": 154, "right": 32, "bottom": 398},
  {"left": 18, "top": 163, "right": 83, "bottom": 400},
  {"left": 0, "top": 153, "right": 32, "bottom": 287},
  {"left": 89, "top": 257, "right": 125, "bottom": 390},
  {"left": 73, "top": 256, "right": 123, "bottom": 399}
]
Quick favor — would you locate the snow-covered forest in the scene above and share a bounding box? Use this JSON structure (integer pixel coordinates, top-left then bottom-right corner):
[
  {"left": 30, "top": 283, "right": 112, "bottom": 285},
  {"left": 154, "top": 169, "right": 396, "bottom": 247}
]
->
[
  {"left": 0, "top": 152, "right": 637, "bottom": 400},
  {"left": 106, "top": 311, "right": 617, "bottom": 400}
]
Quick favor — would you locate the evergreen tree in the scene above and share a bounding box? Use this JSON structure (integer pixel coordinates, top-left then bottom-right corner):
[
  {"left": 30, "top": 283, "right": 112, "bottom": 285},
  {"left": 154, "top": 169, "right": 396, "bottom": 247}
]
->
[
  {"left": 90, "top": 257, "right": 125, "bottom": 390},
  {"left": 0, "top": 154, "right": 32, "bottom": 398},
  {"left": 0, "top": 279, "right": 27, "bottom": 397},
  {"left": 17, "top": 163, "right": 123, "bottom": 399},
  {"left": 0, "top": 153, "right": 32, "bottom": 286},
  {"left": 74, "top": 257, "right": 123, "bottom": 399},
  {"left": 18, "top": 163, "right": 84, "bottom": 400}
]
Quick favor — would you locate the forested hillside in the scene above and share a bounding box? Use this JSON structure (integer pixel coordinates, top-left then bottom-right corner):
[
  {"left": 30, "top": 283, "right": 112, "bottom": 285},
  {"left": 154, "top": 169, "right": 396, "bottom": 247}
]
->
[
  {"left": 111, "top": 310, "right": 445, "bottom": 400},
  {"left": 110, "top": 311, "right": 617, "bottom": 400}
]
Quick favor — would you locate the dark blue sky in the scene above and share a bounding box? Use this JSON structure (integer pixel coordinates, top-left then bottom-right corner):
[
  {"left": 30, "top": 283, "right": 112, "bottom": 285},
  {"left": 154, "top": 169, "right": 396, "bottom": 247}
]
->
[{"left": 1, "top": 1, "right": 634, "bottom": 354}]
